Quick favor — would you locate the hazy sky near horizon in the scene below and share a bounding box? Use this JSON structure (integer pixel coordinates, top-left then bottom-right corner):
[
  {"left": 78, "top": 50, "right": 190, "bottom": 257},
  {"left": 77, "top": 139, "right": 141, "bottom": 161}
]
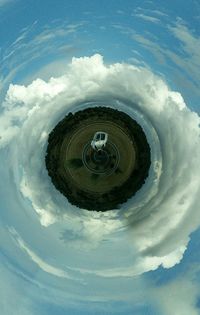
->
[{"left": 0, "top": 1, "right": 200, "bottom": 315}]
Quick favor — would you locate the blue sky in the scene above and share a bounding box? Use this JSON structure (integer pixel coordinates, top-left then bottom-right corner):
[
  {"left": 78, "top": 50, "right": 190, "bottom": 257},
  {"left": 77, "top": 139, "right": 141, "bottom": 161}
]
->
[{"left": 0, "top": 1, "right": 200, "bottom": 315}]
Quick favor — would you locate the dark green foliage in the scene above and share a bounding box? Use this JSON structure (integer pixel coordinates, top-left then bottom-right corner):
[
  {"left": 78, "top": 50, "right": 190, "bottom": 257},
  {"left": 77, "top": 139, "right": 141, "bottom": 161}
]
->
[
  {"left": 66, "top": 158, "right": 83, "bottom": 169},
  {"left": 91, "top": 173, "right": 100, "bottom": 180},
  {"left": 115, "top": 167, "right": 122, "bottom": 174}
]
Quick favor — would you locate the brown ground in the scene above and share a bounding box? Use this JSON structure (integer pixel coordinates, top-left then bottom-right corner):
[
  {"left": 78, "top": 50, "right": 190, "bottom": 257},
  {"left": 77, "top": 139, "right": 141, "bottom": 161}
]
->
[{"left": 59, "top": 120, "right": 137, "bottom": 193}]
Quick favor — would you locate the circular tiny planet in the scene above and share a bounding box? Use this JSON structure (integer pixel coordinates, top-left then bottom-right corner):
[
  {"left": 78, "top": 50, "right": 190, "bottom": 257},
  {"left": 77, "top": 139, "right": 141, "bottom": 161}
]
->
[{"left": 45, "top": 106, "right": 151, "bottom": 211}]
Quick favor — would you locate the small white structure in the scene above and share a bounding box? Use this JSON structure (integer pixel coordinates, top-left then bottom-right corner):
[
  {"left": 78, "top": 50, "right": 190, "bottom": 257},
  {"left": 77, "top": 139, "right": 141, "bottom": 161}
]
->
[{"left": 91, "top": 132, "right": 108, "bottom": 151}]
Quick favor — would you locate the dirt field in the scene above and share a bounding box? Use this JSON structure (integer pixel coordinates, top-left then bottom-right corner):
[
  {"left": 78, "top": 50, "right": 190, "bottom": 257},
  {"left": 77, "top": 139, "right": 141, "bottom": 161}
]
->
[{"left": 60, "top": 120, "right": 137, "bottom": 193}]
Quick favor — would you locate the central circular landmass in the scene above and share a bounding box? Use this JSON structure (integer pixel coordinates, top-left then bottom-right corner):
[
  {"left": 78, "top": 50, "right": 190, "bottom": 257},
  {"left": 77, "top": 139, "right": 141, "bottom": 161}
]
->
[
  {"left": 82, "top": 141, "right": 119, "bottom": 175},
  {"left": 45, "top": 106, "right": 151, "bottom": 211}
]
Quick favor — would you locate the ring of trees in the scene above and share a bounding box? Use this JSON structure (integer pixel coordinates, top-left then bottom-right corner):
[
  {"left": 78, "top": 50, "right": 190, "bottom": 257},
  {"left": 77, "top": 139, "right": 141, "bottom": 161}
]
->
[{"left": 45, "top": 106, "right": 151, "bottom": 211}]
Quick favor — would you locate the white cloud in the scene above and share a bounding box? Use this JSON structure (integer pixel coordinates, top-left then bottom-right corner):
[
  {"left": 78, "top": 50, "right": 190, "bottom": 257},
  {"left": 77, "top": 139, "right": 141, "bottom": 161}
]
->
[
  {"left": 0, "top": 54, "right": 199, "bottom": 276},
  {"left": 167, "top": 20, "right": 200, "bottom": 84},
  {"left": 0, "top": 20, "right": 83, "bottom": 98},
  {"left": 112, "top": 25, "right": 167, "bottom": 65},
  {"left": 153, "top": 274, "right": 200, "bottom": 315},
  {"left": 66, "top": 245, "right": 187, "bottom": 278},
  {"left": 149, "top": 9, "right": 168, "bottom": 17},
  {"left": 134, "top": 13, "right": 160, "bottom": 24},
  {"left": 133, "top": 6, "right": 168, "bottom": 18},
  {"left": 33, "top": 23, "right": 83, "bottom": 45},
  {"left": 18, "top": 238, "right": 72, "bottom": 279},
  {"left": 113, "top": 19, "right": 200, "bottom": 110}
]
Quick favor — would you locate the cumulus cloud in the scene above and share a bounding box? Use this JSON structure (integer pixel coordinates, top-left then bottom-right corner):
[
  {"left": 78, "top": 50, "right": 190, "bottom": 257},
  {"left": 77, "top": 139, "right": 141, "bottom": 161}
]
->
[
  {"left": 0, "top": 54, "right": 199, "bottom": 278},
  {"left": 113, "top": 18, "right": 200, "bottom": 111},
  {"left": 153, "top": 270, "right": 200, "bottom": 315},
  {"left": 0, "top": 1, "right": 199, "bottom": 312},
  {"left": 0, "top": 19, "right": 83, "bottom": 101}
]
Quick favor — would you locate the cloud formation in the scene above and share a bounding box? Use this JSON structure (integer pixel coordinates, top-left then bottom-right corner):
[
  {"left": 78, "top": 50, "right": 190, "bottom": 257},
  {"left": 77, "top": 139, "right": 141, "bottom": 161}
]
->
[
  {"left": 0, "top": 55, "right": 199, "bottom": 282},
  {"left": 113, "top": 18, "right": 200, "bottom": 112}
]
